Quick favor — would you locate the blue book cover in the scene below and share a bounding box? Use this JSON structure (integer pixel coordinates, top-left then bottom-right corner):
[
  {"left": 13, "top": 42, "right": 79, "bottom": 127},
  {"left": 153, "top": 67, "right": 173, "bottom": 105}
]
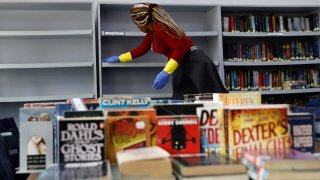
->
[
  {"left": 288, "top": 112, "right": 315, "bottom": 153},
  {"left": 99, "top": 97, "right": 151, "bottom": 109}
]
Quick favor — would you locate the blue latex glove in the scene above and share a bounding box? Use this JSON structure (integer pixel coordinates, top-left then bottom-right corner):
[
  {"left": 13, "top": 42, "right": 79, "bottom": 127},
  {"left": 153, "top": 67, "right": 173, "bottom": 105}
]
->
[
  {"left": 102, "top": 56, "right": 120, "bottom": 63},
  {"left": 152, "top": 70, "right": 170, "bottom": 89}
]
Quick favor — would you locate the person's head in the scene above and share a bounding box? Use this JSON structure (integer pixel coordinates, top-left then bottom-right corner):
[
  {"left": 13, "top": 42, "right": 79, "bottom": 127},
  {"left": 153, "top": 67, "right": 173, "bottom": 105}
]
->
[{"left": 130, "top": 2, "right": 184, "bottom": 37}]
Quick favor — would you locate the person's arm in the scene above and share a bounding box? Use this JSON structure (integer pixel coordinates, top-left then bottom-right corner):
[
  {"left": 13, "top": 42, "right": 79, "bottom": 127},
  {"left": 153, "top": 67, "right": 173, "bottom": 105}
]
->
[
  {"left": 156, "top": 24, "right": 190, "bottom": 73},
  {"left": 152, "top": 25, "right": 190, "bottom": 89},
  {"left": 103, "top": 32, "right": 152, "bottom": 63}
]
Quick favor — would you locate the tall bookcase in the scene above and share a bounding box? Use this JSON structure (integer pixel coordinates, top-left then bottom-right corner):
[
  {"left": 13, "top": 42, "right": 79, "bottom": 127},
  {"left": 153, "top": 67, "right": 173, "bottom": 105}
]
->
[
  {"left": 221, "top": 6, "right": 320, "bottom": 105},
  {"left": 98, "top": 3, "right": 222, "bottom": 98},
  {"left": 0, "top": 2, "right": 96, "bottom": 123}
]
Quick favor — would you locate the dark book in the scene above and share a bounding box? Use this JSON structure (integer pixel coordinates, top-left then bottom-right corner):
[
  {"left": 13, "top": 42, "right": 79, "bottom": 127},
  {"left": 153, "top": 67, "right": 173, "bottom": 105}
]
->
[
  {"left": 38, "top": 160, "right": 111, "bottom": 180},
  {"left": 171, "top": 154, "right": 246, "bottom": 177},
  {"left": 152, "top": 103, "right": 203, "bottom": 116},
  {"left": 288, "top": 112, "right": 315, "bottom": 153},
  {"left": 292, "top": 106, "right": 320, "bottom": 138},
  {"left": 58, "top": 116, "right": 105, "bottom": 164}
]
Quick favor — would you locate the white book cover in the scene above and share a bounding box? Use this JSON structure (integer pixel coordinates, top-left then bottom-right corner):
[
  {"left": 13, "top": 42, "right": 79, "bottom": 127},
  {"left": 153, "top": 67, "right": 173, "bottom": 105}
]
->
[
  {"left": 116, "top": 146, "right": 170, "bottom": 165},
  {"left": 19, "top": 121, "right": 53, "bottom": 172},
  {"left": 19, "top": 107, "right": 55, "bottom": 172}
]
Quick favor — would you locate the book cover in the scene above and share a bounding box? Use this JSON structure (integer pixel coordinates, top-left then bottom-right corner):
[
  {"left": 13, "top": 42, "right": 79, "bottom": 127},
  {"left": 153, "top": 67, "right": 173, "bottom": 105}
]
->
[
  {"left": 99, "top": 96, "right": 151, "bottom": 109},
  {"left": 54, "top": 103, "right": 100, "bottom": 163},
  {"left": 58, "top": 117, "right": 105, "bottom": 164},
  {"left": 156, "top": 115, "right": 200, "bottom": 154},
  {"left": 19, "top": 107, "right": 55, "bottom": 172},
  {"left": 288, "top": 112, "right": 315, "bottom": 153},
  {"left": 220, "top": 104, "right": 291, "bottom": 161},
  {"left": 171, "top": 154, "right": 246, "bottom": 177},
  {"left": 37, "top": 160, "right": 111, "bottom": 180},
  {"left": 19, "top": 121, "right": 53, "bottom": 172},
  {"left": 292, "top": 106, "right": 320, "bottom": 138},
  {"left": 213, "top": 92, "right": 261, "bottom": 106},
  {"left": 106, "top": 108, "right": 157, "bottom": 146},
  {"left": 196, "top": 106, "right": 224, "bottom": 154},
  {"left": 106, "top": 115, "right": 150, "bottom": 164}
]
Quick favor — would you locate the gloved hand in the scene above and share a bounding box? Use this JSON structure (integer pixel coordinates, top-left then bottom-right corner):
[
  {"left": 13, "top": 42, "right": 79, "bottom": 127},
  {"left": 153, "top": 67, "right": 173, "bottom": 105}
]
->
[
  {"left": 102, "top": 56, "right": 120, "bottom": 63},
  {"left": 152, "top": 70, "right": 170, "bottom": 89}
]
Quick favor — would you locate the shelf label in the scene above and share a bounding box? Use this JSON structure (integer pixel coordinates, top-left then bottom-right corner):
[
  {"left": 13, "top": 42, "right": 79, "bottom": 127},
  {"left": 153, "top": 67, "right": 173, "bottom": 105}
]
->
[{"left": 267, "top": 32, "right": 284, "bottom": 36}]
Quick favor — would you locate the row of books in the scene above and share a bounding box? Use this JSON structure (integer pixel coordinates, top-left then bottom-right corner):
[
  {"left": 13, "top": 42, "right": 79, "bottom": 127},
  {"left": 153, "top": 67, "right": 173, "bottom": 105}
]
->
[
  {"left": 224, "top": 69, "right": 319, "bottom": 91},
  {"left": 223, "top": 40, "right": 319, "bottom": 61},
  {"left": 223, "top": 13, "right": 320, "bottom": 33},
  {"left": 15, "top": 93, "right": 320, "bottom": 180}
]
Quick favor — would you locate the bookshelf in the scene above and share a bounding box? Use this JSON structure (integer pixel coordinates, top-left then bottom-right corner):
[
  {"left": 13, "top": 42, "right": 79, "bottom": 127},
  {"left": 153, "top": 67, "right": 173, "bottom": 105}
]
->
[
  {"left": 221, "top": 6, "right": 320, "bottom": 104},
  {"left": 98, "top": 3, "right": 222, "bottom": 98},
  {"left": 0, "top": 2, "right": 96, "bottom": 123}
]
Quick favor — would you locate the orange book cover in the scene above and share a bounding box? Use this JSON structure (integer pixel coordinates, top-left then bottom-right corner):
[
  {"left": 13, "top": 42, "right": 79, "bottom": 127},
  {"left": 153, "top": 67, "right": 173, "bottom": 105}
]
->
[
  {"left": 213, "top": 92, "right": 261, "bottom": 106},
  {"left": 220, "top": 104, "right": 291, "bottom": 161},
  {"left": 105, "top": 115, "right": 150, "bottom": 164},
  {"left": 105, "top": 108, "right": 157, "bottom": 146}
]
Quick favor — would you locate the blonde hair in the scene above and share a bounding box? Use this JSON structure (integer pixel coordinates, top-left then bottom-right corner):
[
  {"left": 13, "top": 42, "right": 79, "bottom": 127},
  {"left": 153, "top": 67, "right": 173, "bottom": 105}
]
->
[{"left": 131, "top": 2, "right": 185, "bottom": 38}]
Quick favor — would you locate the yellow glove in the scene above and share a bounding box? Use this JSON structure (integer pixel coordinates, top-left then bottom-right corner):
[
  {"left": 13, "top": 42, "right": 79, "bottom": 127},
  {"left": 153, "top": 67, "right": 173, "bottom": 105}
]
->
[{"left": 163, "top": 58, "right": 179, "bottom": 74}]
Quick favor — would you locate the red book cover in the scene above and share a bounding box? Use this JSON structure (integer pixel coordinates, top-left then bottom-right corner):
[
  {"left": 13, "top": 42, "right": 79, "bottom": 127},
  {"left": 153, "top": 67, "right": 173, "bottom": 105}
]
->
[{"left": 156, "top": 115, "right": 200, "bottom": 155}]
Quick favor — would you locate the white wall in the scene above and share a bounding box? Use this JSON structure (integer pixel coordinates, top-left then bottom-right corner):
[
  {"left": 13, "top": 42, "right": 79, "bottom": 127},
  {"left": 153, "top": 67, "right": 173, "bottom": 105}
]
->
[{"left": 0, "top": 0, "right": 318, "bottom": 6}]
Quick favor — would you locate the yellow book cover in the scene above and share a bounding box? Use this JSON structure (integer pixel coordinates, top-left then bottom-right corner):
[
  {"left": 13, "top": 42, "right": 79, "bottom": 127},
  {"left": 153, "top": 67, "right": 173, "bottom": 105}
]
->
[
  {"left": 105, "top": 115, "right": 150, "bottom": 164},
  {"left": 213, "top": 92, "right": 261, "bottom": 106},
  {"left": 220, "top": 104, "right": 291, "bottom": 161}
]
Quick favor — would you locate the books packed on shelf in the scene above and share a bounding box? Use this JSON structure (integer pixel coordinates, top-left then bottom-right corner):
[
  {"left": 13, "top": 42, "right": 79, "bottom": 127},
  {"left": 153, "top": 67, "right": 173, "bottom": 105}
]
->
[
  {"left": 116, "top": 146, "right": 172, "bottom": 177},
  {"left": 18, "top": 107, "right": 55, "bottom": 172},
  {"left": 156, "top": 115, "right": 200, "bottom": 155},
  {"left": 288, "top": 112, "right": 316, "bottom": 153},
  {"left": 172, "top": 153, "right": 247, "bottom": 178},
  {"left": 241, "top": 148, "right": 320, "bottom": 180},
  {"left": 106, "top": 115, "right": 150, "bottom": 164},
  {"left": 220, "top": 104, "right": 291, "bottom": 161},
  {"left": 58, "top": 111, "right": 105, "bottom": 164},
  {"left": 37, "top": 160, "right": 112, "bottom": 180}
]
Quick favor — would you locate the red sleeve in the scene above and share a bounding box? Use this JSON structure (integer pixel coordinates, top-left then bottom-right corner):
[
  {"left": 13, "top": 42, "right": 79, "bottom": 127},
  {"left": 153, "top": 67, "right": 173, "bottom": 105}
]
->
[
  {"left": 130, "top": 32, "right": 152, "bottom": 59},
  {"left": 155, "top": 24, "right": 190, "bottom": 64}
]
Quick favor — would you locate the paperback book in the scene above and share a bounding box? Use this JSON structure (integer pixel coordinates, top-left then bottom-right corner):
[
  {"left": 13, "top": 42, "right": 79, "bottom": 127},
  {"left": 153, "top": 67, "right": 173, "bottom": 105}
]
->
[
  {"left": 106, "top": 108, "right": 157, "bottom": 145},
  {"left": 152, "top": 103, "right": 204, "bottom": 116},
  {"left": 220, "top": 104, "right": 291, "bottom": 160},
  {"left": 38, "top": 160, "right": 111, "bottom": 180},
  {"left": 156, "top": 115, "right": 200, "bottom": 154},
  {"left": 196, "top": 106, "right": 224, "bottom": 154},
  {"left": 212, "top": 92, "right": 261, "bottom": 106},
  {"left": 106, "top": 115, "right": 150, "bottom": 164},
  {"left": 288, "top": 112, "right": 315, "bottom": 153},
  {"left": 171, "top": 153, "right": 246, "bottom": 177},
  {"left": 116, "top": 146, "right": 172, "bottom": 177},
  {"left": 99, "top": 96, "right": 151, "bottom": 109},
  {"left": 19, "top": 107, "right": 55, "bottom": 172},
  {"left": 58, "top": 116, "right": 105, "bottom": 164}
]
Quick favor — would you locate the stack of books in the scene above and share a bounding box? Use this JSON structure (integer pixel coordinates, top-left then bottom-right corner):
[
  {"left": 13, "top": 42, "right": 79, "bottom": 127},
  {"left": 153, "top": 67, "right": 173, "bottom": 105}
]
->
[
  {"left": 172, "top": 153, "right": 247, "bottom": 180},
  {"left": 241, "top": 148, "right": 320, "bottom": 180}
]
